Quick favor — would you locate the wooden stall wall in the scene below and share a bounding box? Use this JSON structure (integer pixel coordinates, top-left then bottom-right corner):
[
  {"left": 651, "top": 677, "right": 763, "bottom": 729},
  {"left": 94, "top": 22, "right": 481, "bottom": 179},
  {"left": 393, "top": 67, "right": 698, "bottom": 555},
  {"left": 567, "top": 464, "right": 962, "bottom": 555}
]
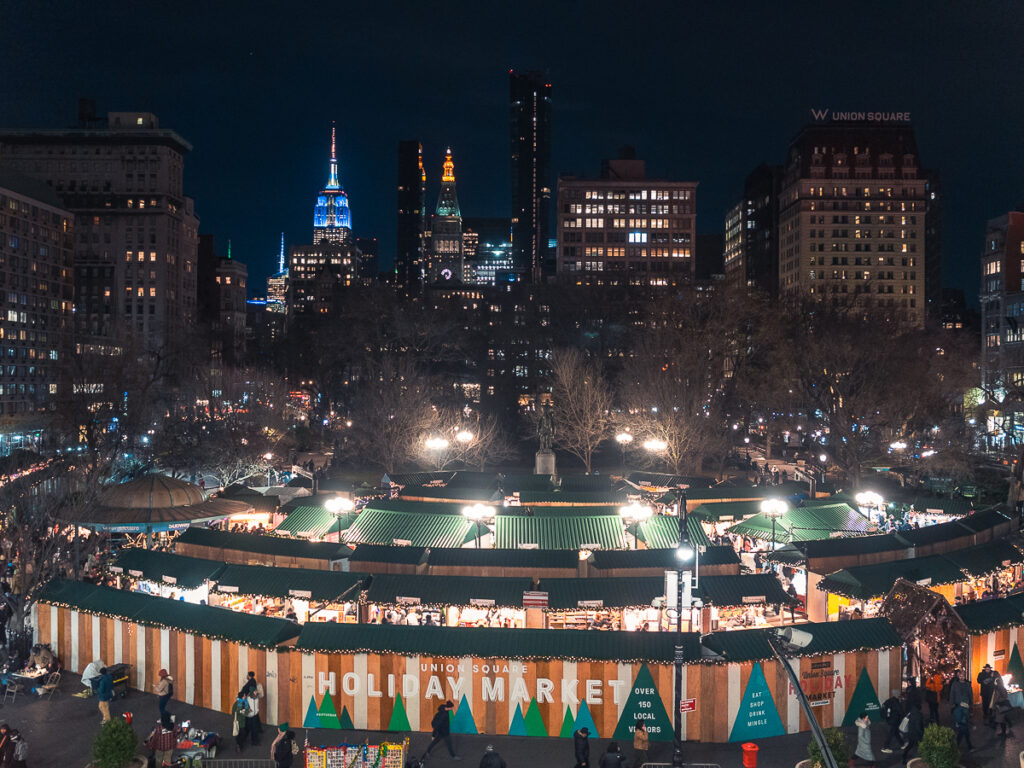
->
[
  {"left": 35, "top": 601, "right": 285, "bottom": 724},
  {"left": 968, "top": 627, "right": 1024, "bottom": 699},
  {"left": 279, "top": 650, "right": 677, "bottom": 741}
]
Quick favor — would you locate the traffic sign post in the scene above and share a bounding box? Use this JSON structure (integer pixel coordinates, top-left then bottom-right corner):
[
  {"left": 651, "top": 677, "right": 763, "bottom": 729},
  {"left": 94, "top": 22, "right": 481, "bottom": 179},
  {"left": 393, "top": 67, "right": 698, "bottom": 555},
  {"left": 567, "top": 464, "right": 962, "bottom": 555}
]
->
[{"left": 679, "top": 698, "right": 697, "bottom": 714}]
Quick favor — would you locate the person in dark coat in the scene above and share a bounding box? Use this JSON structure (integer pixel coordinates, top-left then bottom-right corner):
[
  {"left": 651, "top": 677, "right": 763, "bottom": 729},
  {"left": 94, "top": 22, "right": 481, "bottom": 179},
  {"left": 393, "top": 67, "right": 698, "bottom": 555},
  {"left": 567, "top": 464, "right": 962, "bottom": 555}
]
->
[
  {"left": 573, "top": 727, "right": 591, "bottom": 768},
  {"left": 952, "top": 702, "right": 973, "bottom": 751},
  {"left": 0, "top": 724, "right": 13, "bottom": 768},
  {"left": 478, "top": 745, "right": 506, "bottom": 768},
  {"left": 901, "top": 704, "right": 924, "bottom": 766},
  {"left": 948, "top": 671, "right": 972, "bottom": 714},
  {"left": 990, "top": 675, "right": 1012, "bottom": 737},
  {"left": 879, "top": 692, "right": 905, "bottom": 753},
  {"left": 423, "top": 700, "right": 458, "bottom": 759},
  {"left": 977, "top": 665, "right": 997, "bottom": 719},
  {"left": 598, "top": 742, "right": 625, "bottom": 768}
]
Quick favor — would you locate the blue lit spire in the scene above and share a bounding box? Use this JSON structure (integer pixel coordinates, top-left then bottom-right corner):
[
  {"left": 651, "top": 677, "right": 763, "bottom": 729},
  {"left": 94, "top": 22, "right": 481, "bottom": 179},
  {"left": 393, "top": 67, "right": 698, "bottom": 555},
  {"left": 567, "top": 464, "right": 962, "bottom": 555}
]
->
[
  {"left": 313, "top": 121, "right": 352, "bottom": 244},
  {"left": 278, "top": 232, "right": 286, "bottom": 274}
]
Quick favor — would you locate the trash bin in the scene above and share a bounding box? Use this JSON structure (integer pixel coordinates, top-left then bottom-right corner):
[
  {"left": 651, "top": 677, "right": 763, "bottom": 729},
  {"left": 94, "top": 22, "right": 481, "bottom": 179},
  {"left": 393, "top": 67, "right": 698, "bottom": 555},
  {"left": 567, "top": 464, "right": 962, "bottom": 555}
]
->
[{"left": 741, "top": 742, "right": 759, "bottom": 768}]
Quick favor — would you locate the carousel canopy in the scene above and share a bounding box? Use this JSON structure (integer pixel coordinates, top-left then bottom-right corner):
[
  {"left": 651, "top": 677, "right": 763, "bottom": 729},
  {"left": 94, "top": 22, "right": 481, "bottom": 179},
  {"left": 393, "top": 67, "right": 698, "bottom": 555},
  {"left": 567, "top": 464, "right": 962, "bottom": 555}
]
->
[
  {"left": 74, "top": 474, "right": 250, "bottom": 533},
  {"left": 494, "top": 514, "right": 624, "bottom": 550},
  {"left": 110, "top": 548, "right": 225, "bottom": 589},
  {"left": 38, "top": 579, "right": 299, "bottom": 648},
  {"left": 296, "top": 621, "right": 703, "bottom": 663}
]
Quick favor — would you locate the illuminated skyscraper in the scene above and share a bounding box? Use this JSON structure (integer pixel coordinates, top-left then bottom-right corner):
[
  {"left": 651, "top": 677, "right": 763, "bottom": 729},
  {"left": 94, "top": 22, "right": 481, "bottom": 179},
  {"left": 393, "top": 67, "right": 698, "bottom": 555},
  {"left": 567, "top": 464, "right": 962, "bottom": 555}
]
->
[
  {"left": 510, "top": 70, "right": 552, "bottom": 281},
  {"left": 396, "top": 140, "right": 426, "bottom": 291},
  {"left": 266, "top": 232, "right": 288, "bottom": 313},
  {"left": 312, "top": 123, "right": 352, "bottom": 246},
  {"left": 428, "top": 148, "right": 463, "bottom": 283}
]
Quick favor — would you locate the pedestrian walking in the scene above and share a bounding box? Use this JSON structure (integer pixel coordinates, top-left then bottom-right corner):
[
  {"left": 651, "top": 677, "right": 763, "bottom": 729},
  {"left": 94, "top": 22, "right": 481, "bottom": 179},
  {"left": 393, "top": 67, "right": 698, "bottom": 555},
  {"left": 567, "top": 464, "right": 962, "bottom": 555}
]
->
[
  {"left": 573, "top": 727, "right": 591, "bottom": 768},
  {"left": 948, "top": 671, "right": 972, "bottom": 714},
  {"left": 632, "top": 720, "right": 649, "bottom": 768},
  {"left": 243, "top": 672, "right": 264, "bottom": 747},
  {"left": 0, "top": 725, "right": 13, "bottom": 768},
  {"left": 422, "top": 700, "right": 458, "bottom": 760},
  {"left": 271, "top": 727, "right": 296, "bottom": 768},
  {"left": 901, "top": 703, "right": 924, "bottom": 766},
  {"left": 977, "top": 664, "right": 997, "bottom": 720},
  {"left": 153, "top": 668, "right": 174, "bottom": 719},
  {"left": 9, "top": 728, "right": 26, "bottom": 768},
  {"left": 232, "top": 691, "right": 251, "bottom": 753},
  {"left": 879, "top": 691, "right": 905, "bottom": 754},
  {"left": 925, "top": 673, "right": 942, "bottom": 724},
  {"left": 478, "top": 745, "right": 506, "bottom": 768},
  {"left": 599, "top": 742, "right": 626, "bottom": 768},
  {"left": 96, "top": 666, "right": 114, "bottom": 723},
  {"left": 145, "top": 714, "right": 177, "bottom": 768},
  {"left": 952, "top": 702, "right": 973, "bottom": 751},
  {"left": 990, "top": 675, "right": 1013, "bottom": 737},
  {"left": 852, "top": 712, "right": 875, "bottom": 767}
]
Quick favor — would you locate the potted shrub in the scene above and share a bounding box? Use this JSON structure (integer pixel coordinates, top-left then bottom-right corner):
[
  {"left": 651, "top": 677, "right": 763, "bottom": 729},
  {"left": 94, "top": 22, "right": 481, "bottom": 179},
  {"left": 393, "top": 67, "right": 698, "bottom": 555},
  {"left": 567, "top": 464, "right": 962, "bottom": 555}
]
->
[
  {"left": 90, "top": 718, "right": 142, "bottom": 768},
  {"left": 917, "top": 723, "right": 960, "bottom": 768},
  {"left": 806, "top": 727, "right": 851, "bottom": 768}
]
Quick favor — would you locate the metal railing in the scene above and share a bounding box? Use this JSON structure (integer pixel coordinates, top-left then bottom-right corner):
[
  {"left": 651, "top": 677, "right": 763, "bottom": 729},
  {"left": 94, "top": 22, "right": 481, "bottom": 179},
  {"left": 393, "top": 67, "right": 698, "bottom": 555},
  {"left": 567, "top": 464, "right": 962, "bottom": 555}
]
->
[{"left": 199, "top": 759, "right": 276, "bottom": 768}]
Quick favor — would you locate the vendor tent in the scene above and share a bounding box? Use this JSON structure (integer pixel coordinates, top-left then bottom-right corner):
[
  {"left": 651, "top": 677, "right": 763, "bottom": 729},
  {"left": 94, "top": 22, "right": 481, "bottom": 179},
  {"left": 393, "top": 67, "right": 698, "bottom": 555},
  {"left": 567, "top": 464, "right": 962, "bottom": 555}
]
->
[
  {"left": 690, "top": 501, "right": 763, "bottom": 523},
  {"left": 344, "top": 509, "right": 476, "bottom": 548},
  {"left": 818, "top": 554, "right": 966, "bottom": 600},
  {"left": 728, "top": 503, "right": 869, "bottom": 544},
  {"left": 110, "top": 548, "right": 225, "bottom": 589},
  {"left": 494, "top": 514, "right": 624, "bottom": 550},
  {"left": 698, "top": 574, "right": 795, "bottom": 607},
  {"left": 275, "top": 505, "right": 357, "bottom": 539},
  {"left": 542, "top": 577, "right": 665, "bottom": 610},
  {"left": 637, "top": 515, "right": 711, "bottom": 549},
  {"left": 214, "top": 564, "right": 365, "bottom": 602},
  {"left": 364, "top": 573, "right": 533, "bottom": 608}
]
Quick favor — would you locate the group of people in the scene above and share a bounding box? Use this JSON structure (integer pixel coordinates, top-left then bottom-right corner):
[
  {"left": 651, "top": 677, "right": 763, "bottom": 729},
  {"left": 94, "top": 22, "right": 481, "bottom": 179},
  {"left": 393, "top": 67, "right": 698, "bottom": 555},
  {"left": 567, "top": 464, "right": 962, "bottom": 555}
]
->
[{"left": 231, "top": 671, "right": 265, "bottom": 753}]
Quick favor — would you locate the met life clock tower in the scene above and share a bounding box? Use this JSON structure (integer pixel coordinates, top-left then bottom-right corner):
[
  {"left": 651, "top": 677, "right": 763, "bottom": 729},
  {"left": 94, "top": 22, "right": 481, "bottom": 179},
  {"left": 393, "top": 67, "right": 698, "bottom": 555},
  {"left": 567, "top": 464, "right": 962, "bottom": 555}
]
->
[{"left": 427, "top": 148, "right": 464, "bottom": 283}]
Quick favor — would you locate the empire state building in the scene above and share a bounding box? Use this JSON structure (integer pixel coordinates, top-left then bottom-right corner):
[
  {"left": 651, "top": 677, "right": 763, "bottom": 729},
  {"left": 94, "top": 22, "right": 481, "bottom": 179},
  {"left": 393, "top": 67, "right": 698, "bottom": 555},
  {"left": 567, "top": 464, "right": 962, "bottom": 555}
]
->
[{"left": 313, "top": 123, "right": 352, "bottom": 245}]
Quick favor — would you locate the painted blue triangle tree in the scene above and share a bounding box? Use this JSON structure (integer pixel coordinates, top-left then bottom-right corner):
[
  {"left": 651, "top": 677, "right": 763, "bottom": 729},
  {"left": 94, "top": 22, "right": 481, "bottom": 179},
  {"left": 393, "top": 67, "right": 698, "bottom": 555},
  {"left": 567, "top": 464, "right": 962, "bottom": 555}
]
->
[{"left": 729, "top": 663, "right": 786, "bottom": 742}]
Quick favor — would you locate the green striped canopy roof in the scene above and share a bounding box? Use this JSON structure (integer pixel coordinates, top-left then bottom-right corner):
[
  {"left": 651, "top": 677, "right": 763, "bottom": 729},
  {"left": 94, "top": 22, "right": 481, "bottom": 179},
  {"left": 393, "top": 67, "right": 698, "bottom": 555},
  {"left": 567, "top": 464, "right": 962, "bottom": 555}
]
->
[
  {"left": 344, "top": 509, "right": 476, "bottom": 548},
  {"left": 493, "top": 515, "right": 624, "bottom": 550},
  {"left": 274, "top": 505, "right": 357, "bottom": 539},
  {"left": 637, "top": 515, "right": 711, "bottom": 549},
  {"left": 111, "top": 548, "right": 225, "bottom": 589}
]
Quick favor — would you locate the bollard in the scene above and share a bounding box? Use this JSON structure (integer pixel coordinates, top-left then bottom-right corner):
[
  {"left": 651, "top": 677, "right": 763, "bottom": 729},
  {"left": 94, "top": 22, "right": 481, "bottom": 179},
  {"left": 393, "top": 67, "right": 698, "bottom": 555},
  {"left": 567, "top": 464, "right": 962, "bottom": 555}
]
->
[{"left": 741, "top": 742, "right": 759, "bottom": 768}]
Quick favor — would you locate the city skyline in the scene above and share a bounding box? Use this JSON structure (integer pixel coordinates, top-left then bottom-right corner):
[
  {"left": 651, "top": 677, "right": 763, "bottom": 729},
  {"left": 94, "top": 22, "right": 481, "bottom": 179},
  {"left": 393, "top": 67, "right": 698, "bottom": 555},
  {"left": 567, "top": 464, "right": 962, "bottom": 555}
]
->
[{"left": 3, "top": 2, "right": 1022, "bottom": 296}]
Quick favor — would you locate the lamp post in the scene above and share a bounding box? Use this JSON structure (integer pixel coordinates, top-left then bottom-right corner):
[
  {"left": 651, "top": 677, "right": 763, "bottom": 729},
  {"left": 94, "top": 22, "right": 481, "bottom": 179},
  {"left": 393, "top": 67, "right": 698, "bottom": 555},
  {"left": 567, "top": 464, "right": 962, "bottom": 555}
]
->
[
  {"left": 461, "top": 504, "right": 493, "bottom": 548},
  {"left": 425, "top": 436, "right": 450, "bottom": 469},
  {"left": 760, "top": 499, "right": 788, "bottom": 553},
  {"left": 615, "top": 432, "right": 633, "bottom": 472},
  {"left": 618, "top": 503, "right": 652, "bottom": 549},
  {"left": 455, "top": 430, "right": 474, "bottom": 444},
  {"left": 324, "top": 496, "right": 355, "bottom": 541},
  {"left": 671, "top": 492, "right": 694, "bottom": 768},
  {"left": 264, "top": 452, "right": 274, "bottom": 487}
]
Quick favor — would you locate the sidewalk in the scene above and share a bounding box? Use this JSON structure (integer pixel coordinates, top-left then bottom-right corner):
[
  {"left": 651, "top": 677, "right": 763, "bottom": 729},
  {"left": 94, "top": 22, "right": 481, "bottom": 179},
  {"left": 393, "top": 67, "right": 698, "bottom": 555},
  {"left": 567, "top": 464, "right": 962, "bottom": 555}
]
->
[{"left": 8, "top": 672, "right": 1022, "bottom": 768}]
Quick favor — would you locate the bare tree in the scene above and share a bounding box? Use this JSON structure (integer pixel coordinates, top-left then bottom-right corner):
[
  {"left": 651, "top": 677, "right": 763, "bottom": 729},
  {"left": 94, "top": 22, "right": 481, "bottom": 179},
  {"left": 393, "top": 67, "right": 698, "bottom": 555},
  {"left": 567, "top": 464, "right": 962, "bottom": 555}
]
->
[{"left": 548, "top": 349, "right": 613, "bottom": 473}]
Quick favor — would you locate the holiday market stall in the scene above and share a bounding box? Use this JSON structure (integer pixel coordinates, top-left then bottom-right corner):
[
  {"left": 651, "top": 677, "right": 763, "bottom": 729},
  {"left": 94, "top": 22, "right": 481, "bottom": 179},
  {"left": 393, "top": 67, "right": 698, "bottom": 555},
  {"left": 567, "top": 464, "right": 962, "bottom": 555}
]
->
[
  {"left": 361, "top": 574, "right": 532, "bottom": 628},
  {"left": 211, "top": 564, "right": 365, "bottom": 623},
  {"left": 955, "top": 592, "right": 1024, "bottom": 701},
  {"left": 34, "top": 578, "right": 903, "bottom": 743},
  {"left": 174, "top": 526, "right": 352, "bottom": 571},
  {"left": 109, "top": 548, "right": 225, "bottom": 604}
]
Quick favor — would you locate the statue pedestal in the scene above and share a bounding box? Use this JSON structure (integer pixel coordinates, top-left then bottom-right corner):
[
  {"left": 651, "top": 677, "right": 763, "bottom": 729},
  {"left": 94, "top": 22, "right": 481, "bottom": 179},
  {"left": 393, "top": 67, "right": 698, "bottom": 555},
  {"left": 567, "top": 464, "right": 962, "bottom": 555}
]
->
[{"left": 535, "top": 449, "right": 556, "bottom": 476}]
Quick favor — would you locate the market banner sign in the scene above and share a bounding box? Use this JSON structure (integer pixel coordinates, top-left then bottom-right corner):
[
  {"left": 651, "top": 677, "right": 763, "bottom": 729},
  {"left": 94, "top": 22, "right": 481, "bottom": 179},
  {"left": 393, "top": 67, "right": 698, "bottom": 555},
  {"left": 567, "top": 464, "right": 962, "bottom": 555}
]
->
[
  {"left": 469, "top": 599, "right": 495, "bottom": 607},
  {"left": 289, "top": 589, "right": 313, "bottom": 599},
  {"left": 741, "top": 596, "right": 765, "bottom": 604},
  {"left": 578, "top": 600, "right": 604, "bottom": 608},
  {"left": 729, "top": 663, "right": 785, "bottom": 742},
  {"left": 218, "top": 585, "right": 239, "bottom": 593}
]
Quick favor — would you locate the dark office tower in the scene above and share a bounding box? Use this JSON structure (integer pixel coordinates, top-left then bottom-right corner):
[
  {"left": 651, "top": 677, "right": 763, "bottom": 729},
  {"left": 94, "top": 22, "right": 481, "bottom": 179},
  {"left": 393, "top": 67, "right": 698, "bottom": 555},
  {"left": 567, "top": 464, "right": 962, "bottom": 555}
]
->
[
  {"left": 723, "top": 164, "right": 782, "bottom": 295},
  {"left": 510, "top": 70, "right": 552, "bottom": 281},
  {"left": 396, "top": 140, "right": 426, "bottom": 291}
]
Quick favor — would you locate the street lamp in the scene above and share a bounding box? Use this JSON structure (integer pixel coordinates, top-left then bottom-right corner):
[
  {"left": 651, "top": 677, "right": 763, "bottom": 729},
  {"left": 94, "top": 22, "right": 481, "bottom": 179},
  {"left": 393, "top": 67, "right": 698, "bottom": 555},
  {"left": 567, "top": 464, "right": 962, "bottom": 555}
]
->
[
  {"left": 324, "top": 496, "right": 354, "bottom": 516},
  {"left": 425, "top": 436, "right": 450, "bottom": 469},
  {"left": 615, "top": 432, "right": 633, "bottom": 471},
  {"left": 760, "top": 499, "right": 788, "bottom": 551},
  {"left": 461, "top": 504, "right": 493, "bottom": 548},
  {"left": 263, "top": 452, "right": 274, "bottom": 486},
  {"left": 455, "top": 430, "right": 475, "bottom": 444},
  {"left": 670, "top": 492, "right": 695, "bottom": 768},
  {"left": 618, "top": 503, "right": 652, "bottom": 549},
  {"left": 643, "top": 438, "right": 668, "bottom": 453}
]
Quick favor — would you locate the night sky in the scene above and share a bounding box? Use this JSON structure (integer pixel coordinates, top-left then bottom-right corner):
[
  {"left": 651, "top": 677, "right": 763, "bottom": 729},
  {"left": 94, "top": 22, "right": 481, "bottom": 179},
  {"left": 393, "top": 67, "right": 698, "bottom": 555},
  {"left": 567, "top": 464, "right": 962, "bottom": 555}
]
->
[{"left": 3, "top": 1, "right": 1022, "bottom": 297}]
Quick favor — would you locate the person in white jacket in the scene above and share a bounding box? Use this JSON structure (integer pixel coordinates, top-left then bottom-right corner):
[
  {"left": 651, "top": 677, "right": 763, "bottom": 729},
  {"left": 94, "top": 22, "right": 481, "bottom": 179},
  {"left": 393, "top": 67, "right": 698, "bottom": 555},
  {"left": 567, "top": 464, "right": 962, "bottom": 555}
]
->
[{"left": 79, "top": 659, "right": 105, "bottom": 697}]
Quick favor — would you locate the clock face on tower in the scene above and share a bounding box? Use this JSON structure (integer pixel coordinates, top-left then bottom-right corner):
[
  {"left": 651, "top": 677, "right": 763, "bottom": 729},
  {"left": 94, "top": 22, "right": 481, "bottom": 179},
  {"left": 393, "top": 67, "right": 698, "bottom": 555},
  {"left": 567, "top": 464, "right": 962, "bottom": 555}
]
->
[{"left": 441, "top": 268, "right": 452, "bottom": 280}]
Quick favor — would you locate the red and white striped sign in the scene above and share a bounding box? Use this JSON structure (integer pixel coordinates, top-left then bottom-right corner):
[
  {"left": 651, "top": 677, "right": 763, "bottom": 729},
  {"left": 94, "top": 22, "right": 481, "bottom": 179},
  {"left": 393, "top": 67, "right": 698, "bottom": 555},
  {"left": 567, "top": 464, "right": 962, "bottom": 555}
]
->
[{"left": 523, "top": 591, "right": 549, "bottom": 608}]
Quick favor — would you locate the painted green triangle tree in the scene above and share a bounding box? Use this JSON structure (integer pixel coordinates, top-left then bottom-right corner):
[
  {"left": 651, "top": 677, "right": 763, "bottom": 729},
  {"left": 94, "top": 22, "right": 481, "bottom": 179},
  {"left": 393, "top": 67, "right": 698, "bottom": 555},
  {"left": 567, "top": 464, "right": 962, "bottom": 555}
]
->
[
  {"left": 339, "top": 705, "right": 355, "bottom": 730},
  {"left": 524, "top": 698, "right": 547, "bottom": 737},
  {"left": 451, "top": 694, "right": 479, "bottom": 734},
  {"left": 317, "top": 693, "right": 342, "bottom": 729},
  {"left": 613, "top": 664, "right": 674, "bottom": 742},
  {"left": 728, "top": 663, "right": 786, "bottom": 742},
  {"left": 1008, "top": 643, "right": 1024, "bottom": 686},
  {"left": 842, "top": 668, "right": 882, "bottom": 726},
  {"left": 388, "top": 694, "right": 412, "bottom": 732},
  {"left": 560, "top": 707, "right": 576, "bottom": 738}
]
